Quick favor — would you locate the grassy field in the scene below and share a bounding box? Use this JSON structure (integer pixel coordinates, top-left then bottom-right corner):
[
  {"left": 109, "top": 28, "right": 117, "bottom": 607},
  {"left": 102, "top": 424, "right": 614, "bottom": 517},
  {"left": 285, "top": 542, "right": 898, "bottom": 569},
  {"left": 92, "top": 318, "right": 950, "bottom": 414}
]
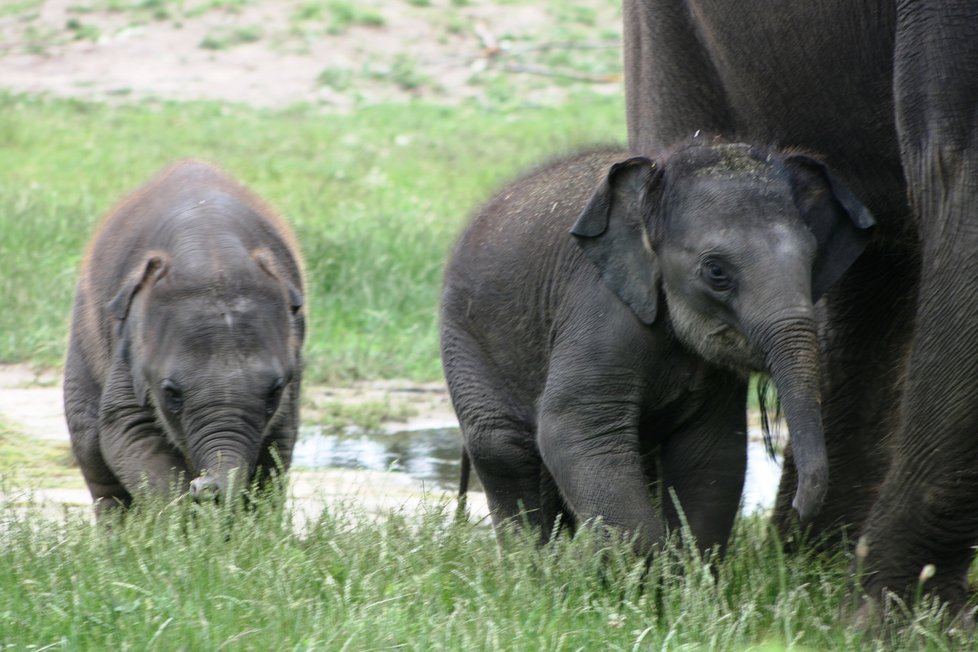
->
[
  {"left": 0, "top": 492, "right": 970, "bottom": 651},
  {"left": 0, "top": 90, "right": 624, "bottom": 381}
]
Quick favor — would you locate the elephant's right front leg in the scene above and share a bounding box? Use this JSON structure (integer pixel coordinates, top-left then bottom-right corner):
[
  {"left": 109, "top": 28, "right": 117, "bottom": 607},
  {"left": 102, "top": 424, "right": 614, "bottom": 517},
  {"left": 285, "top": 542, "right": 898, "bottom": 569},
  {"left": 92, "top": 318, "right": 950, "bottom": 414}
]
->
[
  {"left": 538, "top": 375, "right": 661, "bottom": 555},
  {"left": 95, "top": 369, "right": 190, "bottom": 514}
]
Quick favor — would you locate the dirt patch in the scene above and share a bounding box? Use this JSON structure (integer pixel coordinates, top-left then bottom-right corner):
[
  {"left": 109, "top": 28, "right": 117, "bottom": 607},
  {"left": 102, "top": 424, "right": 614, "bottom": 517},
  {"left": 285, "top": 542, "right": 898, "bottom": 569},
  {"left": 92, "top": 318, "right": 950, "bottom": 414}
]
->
[
  {"left": 0, "top": 364, "right": 65, "bottom": 440},
  {"left": 0, "top": 0, "right": 622, "bottom": 108}
]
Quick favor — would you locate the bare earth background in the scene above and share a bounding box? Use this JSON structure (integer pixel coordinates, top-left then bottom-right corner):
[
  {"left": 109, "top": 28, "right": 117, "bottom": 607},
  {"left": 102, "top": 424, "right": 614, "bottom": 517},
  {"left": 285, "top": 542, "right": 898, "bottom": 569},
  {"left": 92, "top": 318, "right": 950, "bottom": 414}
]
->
[
  {"left": 0, "top": 0, "right": 622, "bottom": 108},
  {"left": 0, "top": 0, "right": 629, "bottom": 518}
]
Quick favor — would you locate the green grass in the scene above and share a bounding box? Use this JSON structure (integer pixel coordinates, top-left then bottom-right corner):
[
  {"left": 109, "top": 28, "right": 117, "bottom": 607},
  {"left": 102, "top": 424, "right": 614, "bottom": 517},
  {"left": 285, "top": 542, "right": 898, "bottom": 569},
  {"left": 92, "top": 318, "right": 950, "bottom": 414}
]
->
[
  {"left": 323, "top": 0, "right": 385, "bottom": 33},
  {"left": 0, "top": 0, "right": 43, "bottom": 17},
  {"left": 0, "top": 419, "right": 79, "bottom": 489},
  {"left": 0, "top": 495, "right": 970, "bottom": 649},
  {"left": 0, "top": 91, "right": 624, "bottom": 381},
  {"left": 68, "top": 0, "right": 251, "bottom": 19},
  {"left": 199, "top": 24, "right": 262, "bottom": 49},
  {"left": 306, "top": 397, "right": 417, "bottom": 434},
  {"left": 65, "top": 17, "right": 102, "bottom": 41}
]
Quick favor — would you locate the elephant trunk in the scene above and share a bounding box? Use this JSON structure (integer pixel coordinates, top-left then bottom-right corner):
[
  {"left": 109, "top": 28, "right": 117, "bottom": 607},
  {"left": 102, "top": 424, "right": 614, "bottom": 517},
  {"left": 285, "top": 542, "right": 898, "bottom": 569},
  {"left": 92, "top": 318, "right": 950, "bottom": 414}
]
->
[
  {"left": 750, "top": 312, "right": 827, "bottom": 523},
  {"left": 187, "top": 427, "right": 259, "bottom": 502}
]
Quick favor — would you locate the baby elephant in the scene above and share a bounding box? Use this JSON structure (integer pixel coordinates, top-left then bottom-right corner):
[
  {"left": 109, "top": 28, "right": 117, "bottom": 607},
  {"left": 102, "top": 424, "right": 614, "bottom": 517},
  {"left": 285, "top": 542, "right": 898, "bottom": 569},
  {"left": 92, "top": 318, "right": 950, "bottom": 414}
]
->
[
  {"left": 441, "top": 140, "right": 874, "bottom": 555},
  {"left": 65, "top": 160, "right": 305, "bottom": 516}
]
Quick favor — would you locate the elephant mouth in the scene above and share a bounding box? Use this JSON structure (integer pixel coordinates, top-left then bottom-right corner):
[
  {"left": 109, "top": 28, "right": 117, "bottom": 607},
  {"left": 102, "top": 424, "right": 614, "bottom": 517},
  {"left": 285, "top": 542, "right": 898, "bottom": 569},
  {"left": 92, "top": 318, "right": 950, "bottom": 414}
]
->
[
  {"left": 705, "top": 326, "right": 767, "bottom": 371},
  {"left": 665, "top": 293, "right": 765, "bottom": 372}
]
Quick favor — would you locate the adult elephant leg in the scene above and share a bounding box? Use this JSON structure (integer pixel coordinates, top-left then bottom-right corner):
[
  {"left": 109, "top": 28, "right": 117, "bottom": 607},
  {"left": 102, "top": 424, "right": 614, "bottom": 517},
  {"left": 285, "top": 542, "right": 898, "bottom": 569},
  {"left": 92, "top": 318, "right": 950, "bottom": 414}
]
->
[
  {"left": 855, "top": 2, "right": 978, "bottom": 612},
  {"left": 538, "top": 465, "right": 574, "bottom": 541},
  {"left": 658, "top": 376, "right": 747, "bottom": 558},
  {"left": 622, "top": 0, "right": 734, "bottom": 153},
  {"left": 772, "top": 245, "right": 918, "bottom": 548}
]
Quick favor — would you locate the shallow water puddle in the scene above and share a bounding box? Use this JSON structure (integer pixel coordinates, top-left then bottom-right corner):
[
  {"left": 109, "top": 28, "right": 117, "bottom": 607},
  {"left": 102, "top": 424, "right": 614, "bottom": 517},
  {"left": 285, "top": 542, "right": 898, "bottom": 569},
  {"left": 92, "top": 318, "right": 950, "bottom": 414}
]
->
[{"left": 293, "top": 426, "right": 783, "bottom": 513}]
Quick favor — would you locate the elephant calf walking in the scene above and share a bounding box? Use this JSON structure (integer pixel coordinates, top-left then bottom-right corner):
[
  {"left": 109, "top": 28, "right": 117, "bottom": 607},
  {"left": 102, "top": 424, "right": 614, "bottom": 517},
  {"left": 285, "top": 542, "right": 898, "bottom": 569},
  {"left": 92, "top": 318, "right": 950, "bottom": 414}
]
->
[
  {"left": 441, "top": 139, "right": 874, "bottom": 555},
  {"left": 64, "top": 160, "right": 306, "bottom": 516}
]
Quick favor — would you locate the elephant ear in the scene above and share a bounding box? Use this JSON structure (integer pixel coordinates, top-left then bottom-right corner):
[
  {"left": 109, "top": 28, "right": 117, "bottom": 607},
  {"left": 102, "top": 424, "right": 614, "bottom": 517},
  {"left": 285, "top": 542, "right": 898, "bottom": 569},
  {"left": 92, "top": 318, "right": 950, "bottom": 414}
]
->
[
  {"left": 785, "top": 155, "right": 876, "bottom": 301},
  {"left": 570, "top": 156, "right": 662, "bottom": 325},
  {"left": 106, "top": 253, "right": 169, "bottom": 406},
  {"left": 107, "top": 253, "right": 169, "bottom": 321},
  {"left": 252, "top": 249, "right": 304, "bottom": 316}
]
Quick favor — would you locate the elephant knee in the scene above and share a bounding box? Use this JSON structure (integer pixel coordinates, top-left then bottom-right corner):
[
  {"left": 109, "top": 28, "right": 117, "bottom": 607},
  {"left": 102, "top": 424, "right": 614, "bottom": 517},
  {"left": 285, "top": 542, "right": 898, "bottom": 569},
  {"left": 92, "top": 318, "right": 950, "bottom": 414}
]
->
[{"left": 465, "top": 424, "right": 538, "bottom": 480}]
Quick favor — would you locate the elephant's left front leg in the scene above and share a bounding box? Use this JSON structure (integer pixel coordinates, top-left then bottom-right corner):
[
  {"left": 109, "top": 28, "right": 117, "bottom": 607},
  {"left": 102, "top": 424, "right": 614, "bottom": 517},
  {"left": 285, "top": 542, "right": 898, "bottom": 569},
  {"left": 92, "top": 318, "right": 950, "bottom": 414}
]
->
[
  {"left": 538, "top": 370, "right": 662, "bottom": 555},
  {"left": 658, "top": 380, "right": 748, "bottom": 558},
  {"left": 255, "top": 379, "right": 301, "bottom": 490}
]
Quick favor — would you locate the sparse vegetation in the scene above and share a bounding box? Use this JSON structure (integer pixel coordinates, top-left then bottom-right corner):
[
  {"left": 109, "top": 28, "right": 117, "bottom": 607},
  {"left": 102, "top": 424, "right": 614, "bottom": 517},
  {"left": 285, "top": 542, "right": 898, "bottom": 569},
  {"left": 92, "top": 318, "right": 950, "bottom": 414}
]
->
[
  {"left": 325, "top": 0, "right": 385, "bottom": 34},
  {"left": 0, "top": 0, "right": 623, "bottom": 105},
  {"left": 0, "top": 0, "right": 43, "bottom": 18},
  {"left": 374, "top": 53, "right": 429, "bottom": 91},
  {"left": 65, "top": 17, "right": 101, "bottom": 40},
  {"left": 306, "top": 397, "right": 418, "bottom": 434},
  {"left": 0, "top": 420, "right": 78, "bottom": 489},
  {"left": 316, "top": 65, "right": 354, "bottom": 91},
  {"left": 199, "top": 24, "right": 262, "bottom": 49}
]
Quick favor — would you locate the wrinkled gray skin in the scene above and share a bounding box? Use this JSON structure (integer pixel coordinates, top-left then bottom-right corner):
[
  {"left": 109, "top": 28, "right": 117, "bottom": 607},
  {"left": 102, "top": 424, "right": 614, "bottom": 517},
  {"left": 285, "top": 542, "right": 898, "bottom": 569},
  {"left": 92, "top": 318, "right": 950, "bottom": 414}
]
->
[
  {"left": 441, "top": 142, "right": 873, "bottom": 556},
  {"left": 64, "top": 160, "right": 305, "bottom": 516},
  {"left": 622, "top": 0, "right": 978, "bottom": 614}
]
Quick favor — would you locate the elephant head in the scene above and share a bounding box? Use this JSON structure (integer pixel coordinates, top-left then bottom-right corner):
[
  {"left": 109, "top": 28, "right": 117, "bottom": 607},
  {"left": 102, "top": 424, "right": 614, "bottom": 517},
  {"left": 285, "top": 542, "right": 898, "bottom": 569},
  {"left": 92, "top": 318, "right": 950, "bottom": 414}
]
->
[
  {"left": 571, "top": 141, "right": 875, "bottom": 522},
  {"left": 107, "top": 243, "right": 304, "bottom": 501}
]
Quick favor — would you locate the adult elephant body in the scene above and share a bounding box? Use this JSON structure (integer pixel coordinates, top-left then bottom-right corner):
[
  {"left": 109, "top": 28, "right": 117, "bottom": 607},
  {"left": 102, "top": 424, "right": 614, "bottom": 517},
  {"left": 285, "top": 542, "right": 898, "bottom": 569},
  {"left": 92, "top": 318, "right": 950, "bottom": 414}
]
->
[
  {"left": 65, "top": 160, "right": 306, "bottom": 515},
  {"left": 623, "top": 1, "right": 978, "bottom": 609}
]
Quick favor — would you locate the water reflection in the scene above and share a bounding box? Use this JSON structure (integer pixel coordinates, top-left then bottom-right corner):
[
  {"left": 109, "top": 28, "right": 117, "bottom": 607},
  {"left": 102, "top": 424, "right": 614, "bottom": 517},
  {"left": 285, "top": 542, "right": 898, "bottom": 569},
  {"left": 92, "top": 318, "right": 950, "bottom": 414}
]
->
[
  {"left": 293, "top": 426, "right": 468, "bottom": 490},
  {"left": 293, "top": 426, "right": 783, "bottom": 512}
]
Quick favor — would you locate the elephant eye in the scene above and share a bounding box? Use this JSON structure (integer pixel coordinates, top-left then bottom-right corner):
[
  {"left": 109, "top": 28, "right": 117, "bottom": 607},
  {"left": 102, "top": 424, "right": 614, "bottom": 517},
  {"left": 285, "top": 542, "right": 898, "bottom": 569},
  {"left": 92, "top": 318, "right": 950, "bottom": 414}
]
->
[
  {"left": 702, "top": 259, "right": 734, "bottom": 292},
  {"left": 161, "top": 379, "right": 184, "bottom": 415},
  {"left": 266, "top": 377, "right": 285, "bottom": 416}
]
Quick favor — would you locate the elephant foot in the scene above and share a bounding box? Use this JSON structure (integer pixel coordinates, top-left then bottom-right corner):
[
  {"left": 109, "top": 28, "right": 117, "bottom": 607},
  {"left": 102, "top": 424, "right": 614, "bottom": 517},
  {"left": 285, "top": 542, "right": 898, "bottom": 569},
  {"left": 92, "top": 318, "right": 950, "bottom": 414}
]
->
[
  {"left": 88, "top": 481, "right": 133, "bottom": 521},
  {"left": 848, "top": 542, "right": 974, "bottom": 631},
  {"left": 849, "top": 591, "right": 976, "bottom": 635}
]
